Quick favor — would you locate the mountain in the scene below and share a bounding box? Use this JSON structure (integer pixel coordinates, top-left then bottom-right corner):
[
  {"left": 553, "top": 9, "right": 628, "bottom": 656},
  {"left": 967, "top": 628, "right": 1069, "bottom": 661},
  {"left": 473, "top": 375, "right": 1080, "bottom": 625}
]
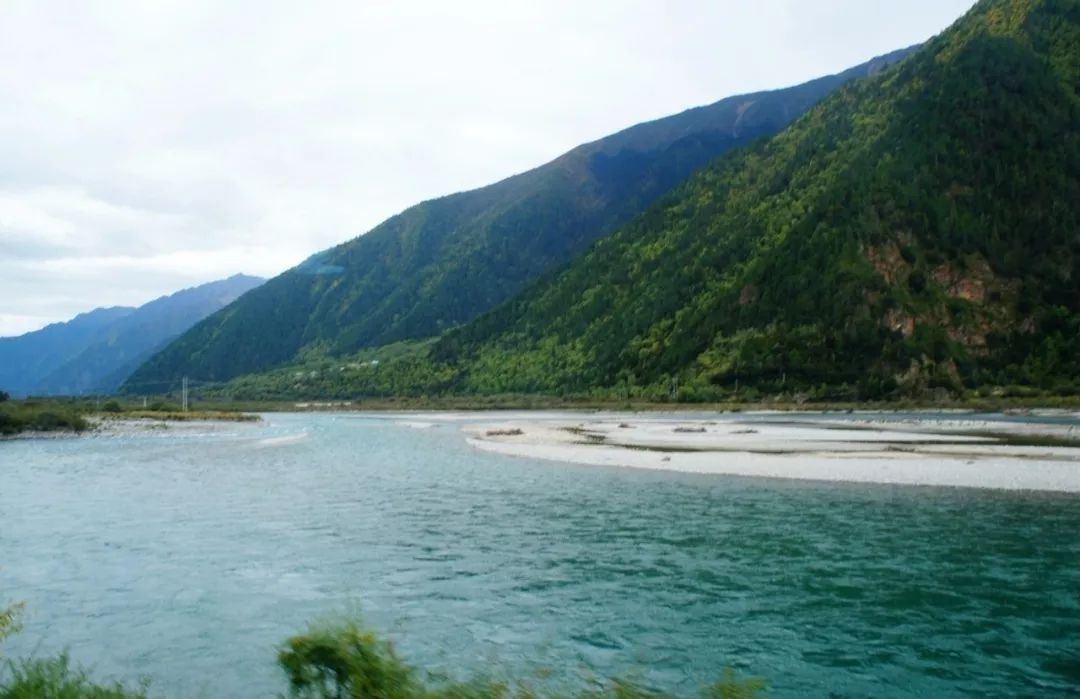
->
[
  {"left": 0, "top": 275, "right": 264, "bottom": 397},
  {"left": 125, "top": 48, "right": 915, "bottom": 389},
  {"left": 423, "top": 0, "right": 1079, "bottom": 401},
  {"left": 0, "top": 307, "right": 136, "bottom": 397}
]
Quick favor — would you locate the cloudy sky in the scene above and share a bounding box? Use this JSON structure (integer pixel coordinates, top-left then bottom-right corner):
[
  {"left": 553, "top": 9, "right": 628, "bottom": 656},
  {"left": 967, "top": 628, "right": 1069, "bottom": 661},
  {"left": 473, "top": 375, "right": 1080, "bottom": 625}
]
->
[{"left": 0, "top": 0, "right": 976, "bottom": 337}]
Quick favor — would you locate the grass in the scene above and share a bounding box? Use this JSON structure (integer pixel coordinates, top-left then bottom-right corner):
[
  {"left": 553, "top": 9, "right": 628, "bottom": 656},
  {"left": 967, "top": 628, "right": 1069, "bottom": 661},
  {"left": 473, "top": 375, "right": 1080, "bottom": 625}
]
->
[
  {"left": 0, "top": 397, "right": 262, "bottom": 437},
  {"left": 101, "top": 410, "right": 260, "bottom": 422},
  {"left": 485, "top": 428, "right": 525, "bottom": 437},
  {"left": 959, "top": 431, "right": 1080, "bottom": 449},
  {"left": 0, "top": 615, "right": 769, "bottom": 699},
  {"left": 560, "top": 426, "right": 608, "bottom": 444},
  {"left": 0, "top": 656, "right": 150, "bottom": 699}
]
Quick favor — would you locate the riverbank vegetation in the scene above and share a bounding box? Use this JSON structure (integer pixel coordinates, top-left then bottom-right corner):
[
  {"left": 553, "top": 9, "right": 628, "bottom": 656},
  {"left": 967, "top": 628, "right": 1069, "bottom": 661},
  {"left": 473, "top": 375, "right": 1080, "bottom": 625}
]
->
[
  {"left": 0, "top": 394, "right": 258, "bottom": 437},
  {"left": 193, "top": 343, "right": 1080, "bottom": 410},
  {"left": 0, "top": 396, "right": 89, "bottom": 436},
  {"left": 98, "top": 408, "right": 260, "bottom": 423},
  {"left": 0, "top": 614, "right": 767, "bottom": 699}
]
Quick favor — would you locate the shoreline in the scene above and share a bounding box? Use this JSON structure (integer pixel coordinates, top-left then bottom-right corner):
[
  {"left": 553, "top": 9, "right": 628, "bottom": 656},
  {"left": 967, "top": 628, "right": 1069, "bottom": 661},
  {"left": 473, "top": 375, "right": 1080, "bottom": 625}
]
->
[
  {"left": 452, "top": 412, "right": 1080, "bottom": 493},
  {"left": 7, "top": 407, "right": 1080, "bottom": 492},
  {"left": 1, "top": 414, "right": 262, "bottom": 441}
]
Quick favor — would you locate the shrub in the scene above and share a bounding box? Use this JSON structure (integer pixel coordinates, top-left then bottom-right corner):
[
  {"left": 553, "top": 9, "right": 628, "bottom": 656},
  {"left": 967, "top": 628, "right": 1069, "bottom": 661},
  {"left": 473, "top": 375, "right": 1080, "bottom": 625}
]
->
[
  {"left": 278, "top": 620, "right": 769, "bottom": 699},
  {"left": 278, "top": 621, "right": 420, "bottom": 699},
  {"left": 29, "top": 411, "right": 88, "bottom": 432},
  {"left": 0, "top": 403, "right": 88, "bottom": 435}
]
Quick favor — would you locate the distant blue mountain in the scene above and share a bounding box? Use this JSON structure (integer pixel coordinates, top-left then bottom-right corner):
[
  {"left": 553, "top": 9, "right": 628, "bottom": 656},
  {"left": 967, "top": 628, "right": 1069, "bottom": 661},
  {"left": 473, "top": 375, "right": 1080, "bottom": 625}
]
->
[{"left": 0, "top": 274, "right": 264, "bottom": 397}]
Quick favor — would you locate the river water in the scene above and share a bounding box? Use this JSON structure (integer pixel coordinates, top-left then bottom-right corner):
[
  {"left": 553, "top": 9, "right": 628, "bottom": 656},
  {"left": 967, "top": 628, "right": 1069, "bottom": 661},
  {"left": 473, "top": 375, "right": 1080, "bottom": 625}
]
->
[{"left": 1, "top": 413, "right": 1077, "bottom": 697}]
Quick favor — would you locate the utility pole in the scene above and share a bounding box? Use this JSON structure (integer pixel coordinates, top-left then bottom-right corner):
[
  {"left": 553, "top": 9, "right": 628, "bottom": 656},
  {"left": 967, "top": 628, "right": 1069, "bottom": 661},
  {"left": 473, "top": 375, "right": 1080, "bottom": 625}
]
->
[{"left": 182, "top": 376, "right": 189, "bottom": 412}]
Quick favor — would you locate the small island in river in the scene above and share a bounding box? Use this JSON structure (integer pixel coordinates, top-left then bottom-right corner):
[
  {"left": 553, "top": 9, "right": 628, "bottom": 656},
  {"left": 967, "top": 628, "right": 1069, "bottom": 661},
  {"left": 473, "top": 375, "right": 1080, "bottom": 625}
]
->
[{"left": 438, "top": 410, "right": 1080, "bottom": 492}]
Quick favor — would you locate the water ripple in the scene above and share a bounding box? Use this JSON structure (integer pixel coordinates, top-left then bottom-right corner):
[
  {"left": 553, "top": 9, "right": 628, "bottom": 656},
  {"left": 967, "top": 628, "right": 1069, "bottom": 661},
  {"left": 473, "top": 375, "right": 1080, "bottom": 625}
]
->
[{"left": 1, "top": 413, "right": 1078, "bottom": 698}]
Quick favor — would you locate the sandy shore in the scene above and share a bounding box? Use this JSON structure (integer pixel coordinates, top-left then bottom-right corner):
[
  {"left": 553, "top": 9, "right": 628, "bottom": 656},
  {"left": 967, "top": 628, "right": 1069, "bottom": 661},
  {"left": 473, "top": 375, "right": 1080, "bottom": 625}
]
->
[
  {"left": 441, "top": 411, "right": 1080, "bottom": 492},
  {"left": 87, "top": 416, "right": 263, "bottom": 437}
]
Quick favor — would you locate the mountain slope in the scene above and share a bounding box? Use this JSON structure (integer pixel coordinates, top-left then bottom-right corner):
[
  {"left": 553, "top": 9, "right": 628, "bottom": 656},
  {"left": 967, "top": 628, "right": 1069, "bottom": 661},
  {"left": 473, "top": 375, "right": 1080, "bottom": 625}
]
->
[
  {"left": 126, "top": 48, "right": 914, "bottom": 387},
  {"left": 0, "top": 307, "right": 135, "bottom": 397},
  {"left": 427, "top": 0, "right": 1079, "bottom": 400},
  {"left": 0, "top": 275, "right": 264, "bottom": 397}
]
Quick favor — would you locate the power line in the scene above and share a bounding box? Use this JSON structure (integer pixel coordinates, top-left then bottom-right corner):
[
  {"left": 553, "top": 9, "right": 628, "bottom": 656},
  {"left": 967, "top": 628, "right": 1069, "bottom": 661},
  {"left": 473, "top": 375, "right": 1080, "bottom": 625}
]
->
[{"left": 120, "top": 377, "right": 230, "bottom": 390}]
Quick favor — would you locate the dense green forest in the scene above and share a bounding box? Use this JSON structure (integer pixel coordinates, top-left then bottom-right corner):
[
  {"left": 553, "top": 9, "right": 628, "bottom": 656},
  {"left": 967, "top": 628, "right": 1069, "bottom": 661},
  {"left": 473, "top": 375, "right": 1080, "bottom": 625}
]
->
[
  {"left": 434, "top": 0, "right": 1080, "bottom": 402},
  {"left": 123, "top": 49, "right": 913, "bottom": 390},
  {"left": 204, "top": 0, "right": 1080, "bottom": 404},
  {"left": 436, "top": 0, "right": 1080, "bottom": 402}
]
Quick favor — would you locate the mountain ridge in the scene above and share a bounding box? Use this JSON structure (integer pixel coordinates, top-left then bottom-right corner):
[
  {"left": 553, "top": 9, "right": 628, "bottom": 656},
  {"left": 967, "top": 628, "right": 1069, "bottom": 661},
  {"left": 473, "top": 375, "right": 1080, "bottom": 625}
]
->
[
  {"left": 0, "top": 274, "right": 264, "bottom": 397},
  {"left": 125, "top": 46, "right": 916, "bottom": 389},
  {"left": 213, "top": 0, "right": 1080, "bottom": 403},
  {"left": 0, "top": 307, "right": 136, "bottom": 397},
  {"left": 429, "top": 0, "right": 1079, "bottom": 400}
]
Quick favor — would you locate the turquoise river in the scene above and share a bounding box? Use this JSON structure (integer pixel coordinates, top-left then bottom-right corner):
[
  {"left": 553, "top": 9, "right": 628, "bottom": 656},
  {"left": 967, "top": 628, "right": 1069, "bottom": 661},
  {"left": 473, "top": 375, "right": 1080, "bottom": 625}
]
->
[{"left": 1, "top": 413, "right": 1078, "bottom": 697}]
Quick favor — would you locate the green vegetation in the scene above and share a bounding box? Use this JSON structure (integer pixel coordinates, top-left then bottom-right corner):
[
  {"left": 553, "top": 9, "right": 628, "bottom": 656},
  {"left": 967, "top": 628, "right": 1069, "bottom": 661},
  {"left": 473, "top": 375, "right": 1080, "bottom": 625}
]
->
[
  {"left": 211, "top": 340, "right": 457, "bottom": 401},
  {"left": 278, "top": 620, "right": 768, "bottom": 699},
  {"left": 0, "top": 396, "right": 259, "bottom": 436},
  {"left": 0, "top": 614, "right": 767, "bottom": 699},
  {"left": 427, "top": 0, "right": 1080, "bottom": 403},
  {"left": 124, "top": 50, "right": 912, "bottom": 389},
  {"left": 101, "top": 410, "right": 260, "bottom": 422},
  {"left": 152, "top": 0, "right": 1080, "bottom": 406},
  {"left": 0, "top": 601, "right": 22, "bottom": 656},
  {"left": 0, "top": 399, "right": 89, "bottom": 436},
  {"left": 0, "top": 656, "right": 150, "bottom": 699}
]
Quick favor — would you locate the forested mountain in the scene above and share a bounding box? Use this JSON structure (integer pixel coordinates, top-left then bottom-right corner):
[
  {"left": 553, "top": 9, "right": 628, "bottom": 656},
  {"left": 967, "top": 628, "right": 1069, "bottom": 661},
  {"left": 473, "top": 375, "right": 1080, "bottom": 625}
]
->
[
  {"left": 125, "top": 48, "right": 913, "bottom": 388},
  {"left": 216, "top": 0, "right": 1079, "bottom": 403},
  {"left": 0, "top": 275, "right": 263, "bottom": 397},
  {"left": 427, "top": 0, "right": 1079, "bottom": 401}
]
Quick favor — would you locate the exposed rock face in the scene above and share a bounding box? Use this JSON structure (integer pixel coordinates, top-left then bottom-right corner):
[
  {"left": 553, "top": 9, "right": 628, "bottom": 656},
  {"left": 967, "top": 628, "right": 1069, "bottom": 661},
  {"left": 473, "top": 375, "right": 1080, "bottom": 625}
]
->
[
  {"left": 863, "top": 240, "right": 1031, "bottom": 353},
  {"left": 885, "top": 309, "right": 916, "bottom": 338}
]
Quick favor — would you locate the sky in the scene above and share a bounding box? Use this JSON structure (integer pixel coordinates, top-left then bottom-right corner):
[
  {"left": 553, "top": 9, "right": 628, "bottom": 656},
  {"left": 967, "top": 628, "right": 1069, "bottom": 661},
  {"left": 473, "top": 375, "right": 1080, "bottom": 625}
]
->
[{"left": 0, "top": 0, "right": 977, "bottom": 337}]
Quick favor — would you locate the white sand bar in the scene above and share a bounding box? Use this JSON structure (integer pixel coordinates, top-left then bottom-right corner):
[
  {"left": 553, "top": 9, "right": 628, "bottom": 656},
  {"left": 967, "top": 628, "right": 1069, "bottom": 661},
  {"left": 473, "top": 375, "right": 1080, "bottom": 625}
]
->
[{"left": 453, "top": 411, "right": 1080, "bottom": 492}]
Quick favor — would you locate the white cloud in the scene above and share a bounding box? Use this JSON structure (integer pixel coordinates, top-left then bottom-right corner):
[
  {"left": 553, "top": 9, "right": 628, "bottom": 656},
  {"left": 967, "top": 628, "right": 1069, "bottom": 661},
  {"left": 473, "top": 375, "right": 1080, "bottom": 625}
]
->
[{"left": 0, "top": 0, "right": 977, "bottom": 336}]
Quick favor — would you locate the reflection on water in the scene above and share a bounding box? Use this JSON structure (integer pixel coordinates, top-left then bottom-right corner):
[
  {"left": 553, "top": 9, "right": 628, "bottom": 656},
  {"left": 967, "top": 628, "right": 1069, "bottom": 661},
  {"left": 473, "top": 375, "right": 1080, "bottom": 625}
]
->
[{"left": 1, "top": 413, "right": 1078, "bottom": 697}]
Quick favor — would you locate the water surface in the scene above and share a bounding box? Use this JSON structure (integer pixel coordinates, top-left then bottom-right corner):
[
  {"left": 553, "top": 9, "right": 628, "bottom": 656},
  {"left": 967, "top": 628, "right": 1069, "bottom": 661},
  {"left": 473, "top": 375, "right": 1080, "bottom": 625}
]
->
[{"left": 1, "top": 413, "right": 1077, "bottom": 697}]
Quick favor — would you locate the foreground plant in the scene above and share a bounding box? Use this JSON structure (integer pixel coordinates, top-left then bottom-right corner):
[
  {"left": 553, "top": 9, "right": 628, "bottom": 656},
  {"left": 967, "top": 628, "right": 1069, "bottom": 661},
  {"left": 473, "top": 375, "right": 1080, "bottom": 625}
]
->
[
  {"left": 0, "top": 655, "right": 149, "bottom": 699},
  {"left": 0, "top": 598, "right": 767, "bottom": 698},
  {"left": 0, "top": 601, "right": 23, "bottom": 656},
  {"left": 278, "top": 620, "right": 768, "bottom": 699}
]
